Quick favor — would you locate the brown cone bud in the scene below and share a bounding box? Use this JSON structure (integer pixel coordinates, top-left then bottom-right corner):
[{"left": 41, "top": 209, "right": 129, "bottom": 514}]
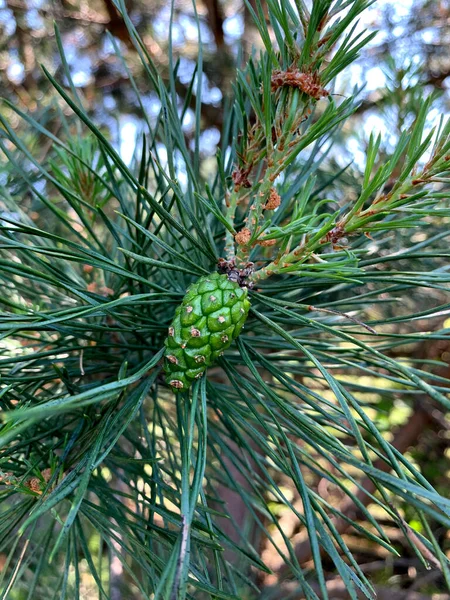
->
[
  {"left": 235, "top": 227, "right": 251, "bottom": 245},
  {"left": 265, "top": 189, "right": 281, "bottom": 210},
  {"left": 271, "top": 69, "right": 329, "bottom": 99},
  {"left": 41, "top": 468, "right": 52, "bottom": 482},
  {"left": 25, "top": 477, "right": 42, "bottom": 494}
]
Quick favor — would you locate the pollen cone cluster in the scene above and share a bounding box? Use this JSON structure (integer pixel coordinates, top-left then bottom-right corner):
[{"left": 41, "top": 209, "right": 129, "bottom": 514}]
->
[{"left": 164, "top": 272, "right": 251, "bottom": 391}]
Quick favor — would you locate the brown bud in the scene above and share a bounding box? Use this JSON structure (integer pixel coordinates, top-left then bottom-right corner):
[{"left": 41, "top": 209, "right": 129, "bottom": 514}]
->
[
  {"left": 190, "top": 328, "right": 201, "bottom": 337},
  {"left": 41, "top": 468, "right": 52, "bottom": 483},
  {"left": 265, "top": 188, "right": 281, "bottom": 210},
  {"left": 25, "top": 477, "right": 42, "bottom": 494},
  {"left": 83, "top": 264, "right": 94, "bottom": 273},
  {"left": 235, "top": 228, "right": 251, "bottom": 246},
  {"left": 232, "top": 168, "right": 251, "bottom": 190},
  {"left": 270, "top": 69, "right": 328, "bottom": 100},
  {"left": 25, "top": 468, "right": 53, "bottom": 495}
]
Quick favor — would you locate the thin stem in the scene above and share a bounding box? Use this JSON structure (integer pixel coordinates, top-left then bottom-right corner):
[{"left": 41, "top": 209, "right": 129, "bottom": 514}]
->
[{"left": 224, "top": 190, "right": 238, "bottom": 260}]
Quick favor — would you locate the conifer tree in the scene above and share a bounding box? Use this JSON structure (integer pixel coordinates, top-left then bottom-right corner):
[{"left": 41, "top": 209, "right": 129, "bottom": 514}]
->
[{"left": 0, "top": 1, "right": 450, "bottom": 598}]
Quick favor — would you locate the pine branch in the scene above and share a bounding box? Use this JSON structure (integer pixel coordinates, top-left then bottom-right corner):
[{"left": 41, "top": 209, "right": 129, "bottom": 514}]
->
[{"left": 1, "top": 1, "right": 450, "bottom": 598}]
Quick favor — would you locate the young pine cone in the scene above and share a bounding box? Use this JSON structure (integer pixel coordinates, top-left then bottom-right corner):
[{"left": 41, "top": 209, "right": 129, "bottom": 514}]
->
[{"left": 164, "top": 272, "right": 251, "bottom": 391}]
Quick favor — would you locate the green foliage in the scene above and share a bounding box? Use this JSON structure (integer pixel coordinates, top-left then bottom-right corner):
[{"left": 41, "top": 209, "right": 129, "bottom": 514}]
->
[{"left": 0, "top": 1, "right": 449, "bottom": 599}]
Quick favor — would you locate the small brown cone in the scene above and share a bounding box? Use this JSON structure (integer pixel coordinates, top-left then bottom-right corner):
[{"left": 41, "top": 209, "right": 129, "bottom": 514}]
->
[
  {"left": 25, "top": 468, "right": 52, "bottom": 495},
  {"left": 25, "top": 477, "right": 43, "bottom": 494},
  {"left": 265, "top": 189, "right": 281, "bottom": 210},
  {"left": 41, "top": 468, "right": 52, "bottom": 483},
  {"left": 235, "top": 227, "right": 251, "bottom": 245}
]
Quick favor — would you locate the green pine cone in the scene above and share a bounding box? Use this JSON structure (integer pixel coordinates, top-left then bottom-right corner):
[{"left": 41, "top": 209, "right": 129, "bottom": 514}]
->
[{"left": 164, "top": 272, "right": 251, "bottom": 391}]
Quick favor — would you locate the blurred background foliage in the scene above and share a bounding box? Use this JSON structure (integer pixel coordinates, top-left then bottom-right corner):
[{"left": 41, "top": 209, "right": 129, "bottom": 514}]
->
[{"left": 0, "top": 0, "right": 450, "bottom": 598}]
